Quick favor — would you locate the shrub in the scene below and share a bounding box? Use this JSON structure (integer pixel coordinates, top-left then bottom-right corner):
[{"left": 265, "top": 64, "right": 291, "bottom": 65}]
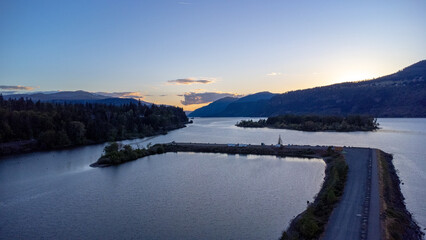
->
[{"left": 299, "top": 214, "right": 320, "bottom": 239}]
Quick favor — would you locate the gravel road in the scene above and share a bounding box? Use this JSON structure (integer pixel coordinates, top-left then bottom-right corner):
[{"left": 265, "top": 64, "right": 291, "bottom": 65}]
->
[{"left": 323, "top": 148, "right": 380, "bottom": 240}]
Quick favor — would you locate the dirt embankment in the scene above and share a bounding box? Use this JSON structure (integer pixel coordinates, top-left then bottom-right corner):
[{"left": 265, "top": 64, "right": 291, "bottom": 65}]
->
[{"left": 378, "top": 150, "right": 424, "bottom": 240}]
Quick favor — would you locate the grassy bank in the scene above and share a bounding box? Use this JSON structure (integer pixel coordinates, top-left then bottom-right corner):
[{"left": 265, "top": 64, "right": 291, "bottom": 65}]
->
[
  {"left": 378, "top": 150, "right": 424, "bottom": 240},
  {"left": 281, "top": 149, "right": 348, "bottom": 240}
]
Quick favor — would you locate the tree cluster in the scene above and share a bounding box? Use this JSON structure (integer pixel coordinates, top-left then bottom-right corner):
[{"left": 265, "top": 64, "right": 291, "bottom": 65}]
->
[
  {"left": 93, "top": 142, "right": 166, "bottom": 166},
  {"left": 236, "top": 114, "right": 378, "bottom": 132},
  {"left": 0, "top": 96, "right": 188, "bottom": 150}
]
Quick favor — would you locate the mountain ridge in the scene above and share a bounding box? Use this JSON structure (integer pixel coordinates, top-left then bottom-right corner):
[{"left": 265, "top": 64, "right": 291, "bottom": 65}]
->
[
  {"left": 189, "top": 60, "right": 426, "bottom": 117},
  {"left": 2, "top": 90, "right": 153, "bottom": 106}
]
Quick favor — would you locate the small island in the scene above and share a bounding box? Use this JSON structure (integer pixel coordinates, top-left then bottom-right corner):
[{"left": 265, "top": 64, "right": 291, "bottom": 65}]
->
[{"left": 236, "top": 114, "right": 379, "bottom": 132}]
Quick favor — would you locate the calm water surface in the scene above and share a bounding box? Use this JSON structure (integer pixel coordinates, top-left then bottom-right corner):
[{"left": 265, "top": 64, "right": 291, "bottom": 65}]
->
[
  {"left": 123, "top": 117, "right": 426, "bottom": 231},
  {"left": 0, "top": 118, "right": 425, "bottom": 239}
]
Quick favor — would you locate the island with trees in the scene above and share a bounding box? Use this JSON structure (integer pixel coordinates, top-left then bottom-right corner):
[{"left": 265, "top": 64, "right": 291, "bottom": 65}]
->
[
  {"left": 0, "top": 96, "right": 189, "bottom": 155},
  {"left": 236, "top": 115, "right": 379, "bottom": 132}
]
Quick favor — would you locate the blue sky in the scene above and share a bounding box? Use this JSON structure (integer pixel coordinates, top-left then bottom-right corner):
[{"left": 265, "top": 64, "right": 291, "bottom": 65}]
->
[{"left": 1, "top": 0, "right": 425, "bottom": 110}]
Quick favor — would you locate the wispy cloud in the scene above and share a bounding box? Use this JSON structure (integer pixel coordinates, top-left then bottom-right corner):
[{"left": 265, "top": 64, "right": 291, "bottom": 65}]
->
[
  {"left": 145, "top": 94, "right": 168, "bottom": 97},
  {"left": 95, "top": 91, "right": 145, "bottom": 100},
  {"left": 168, "top": 78, "right": 214, "bottom": 85},
  {"left": 267, "top": 72, "right": 282, "bottom": 76},
  {"left": 178, "top": 1, "right": 191, "bottom": 5},
  {"left": 180, "top": 92, "right": 242, "bottom": 105},
  {"left": 0, "top": 85, "right": 34, "bottom": 91}
]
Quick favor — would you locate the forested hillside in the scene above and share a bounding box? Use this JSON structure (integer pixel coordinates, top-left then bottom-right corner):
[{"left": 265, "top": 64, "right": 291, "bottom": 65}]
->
[{"left": 0, "top": 96, "right": 188, "bottom": 154}]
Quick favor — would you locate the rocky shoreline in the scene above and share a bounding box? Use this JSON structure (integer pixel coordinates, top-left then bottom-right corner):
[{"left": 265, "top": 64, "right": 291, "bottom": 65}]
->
[{"left": 378, "top": 151, "right": 424, "bottom": 239}]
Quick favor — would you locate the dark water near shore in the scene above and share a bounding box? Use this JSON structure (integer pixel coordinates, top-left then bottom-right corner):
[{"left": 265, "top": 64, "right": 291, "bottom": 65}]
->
[{"left": 0, "top": 118, "right": 425, "bottom": 239}]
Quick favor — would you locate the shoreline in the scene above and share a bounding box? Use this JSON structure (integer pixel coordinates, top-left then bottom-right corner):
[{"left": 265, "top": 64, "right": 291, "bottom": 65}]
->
[
  {"left": 238, "top": 125, "right": 379, "bottom": 132},
  {"left": 0, "top": 124, "right": 187, "bottom": 158},
  {"left": 236, "top": 124, "right": 379, "bottom": 132},
  {"left": 91, "top": 143, "right": 331, "bottom": 168}
]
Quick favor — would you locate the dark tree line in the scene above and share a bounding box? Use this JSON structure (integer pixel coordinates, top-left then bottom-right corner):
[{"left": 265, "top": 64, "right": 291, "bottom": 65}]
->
[{"left": 0, "top": 95, "right": 188, "bottom": 150}]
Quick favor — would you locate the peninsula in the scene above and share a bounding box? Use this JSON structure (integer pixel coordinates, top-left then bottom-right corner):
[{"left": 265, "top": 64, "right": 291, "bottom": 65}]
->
[
  {"left": 0, "top": 96, "right": 189, "bottom": 155},
  {"left": 91, "top": 142, "right": 423, "bottom": 239}
]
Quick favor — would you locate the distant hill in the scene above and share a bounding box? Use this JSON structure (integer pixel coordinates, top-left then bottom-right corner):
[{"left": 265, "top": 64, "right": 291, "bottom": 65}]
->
[
  {"left": 188, "top": 97, "right": 239, "bottom": 117},
  {"left": 189, "top": 92, "right": 276, "bottom": 117},
  {"left": 190, "top": 60, "right": 426, "bottom": 117},
  {"left": 3, "top": 90, "right": 152, "bottom": 106},
  {"left": 233, "top": 91, "right": 276, "bottom": 103},
  {"left": 4, "top": 90, "right": 105, "bottom": 101}
]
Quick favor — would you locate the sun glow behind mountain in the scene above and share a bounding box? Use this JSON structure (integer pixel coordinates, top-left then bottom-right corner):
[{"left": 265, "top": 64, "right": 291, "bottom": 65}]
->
[{"left": 335, "top": 72, "right": 377, "bottom": 84}]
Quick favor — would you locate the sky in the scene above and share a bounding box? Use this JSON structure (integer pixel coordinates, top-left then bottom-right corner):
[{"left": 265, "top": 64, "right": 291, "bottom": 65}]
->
[{"left": 1, "top": 0, "right": 425, "bottom": 110}]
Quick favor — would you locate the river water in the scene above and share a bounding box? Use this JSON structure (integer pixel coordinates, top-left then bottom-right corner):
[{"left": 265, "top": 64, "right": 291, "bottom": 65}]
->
[{"left": 0, "top": 118, "right": 425, "bottom": 239}]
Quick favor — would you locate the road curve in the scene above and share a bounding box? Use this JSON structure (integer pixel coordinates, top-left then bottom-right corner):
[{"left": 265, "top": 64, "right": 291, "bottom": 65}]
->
[{"left": 322, "top": 148, "right": 380, "bottom": 240}]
